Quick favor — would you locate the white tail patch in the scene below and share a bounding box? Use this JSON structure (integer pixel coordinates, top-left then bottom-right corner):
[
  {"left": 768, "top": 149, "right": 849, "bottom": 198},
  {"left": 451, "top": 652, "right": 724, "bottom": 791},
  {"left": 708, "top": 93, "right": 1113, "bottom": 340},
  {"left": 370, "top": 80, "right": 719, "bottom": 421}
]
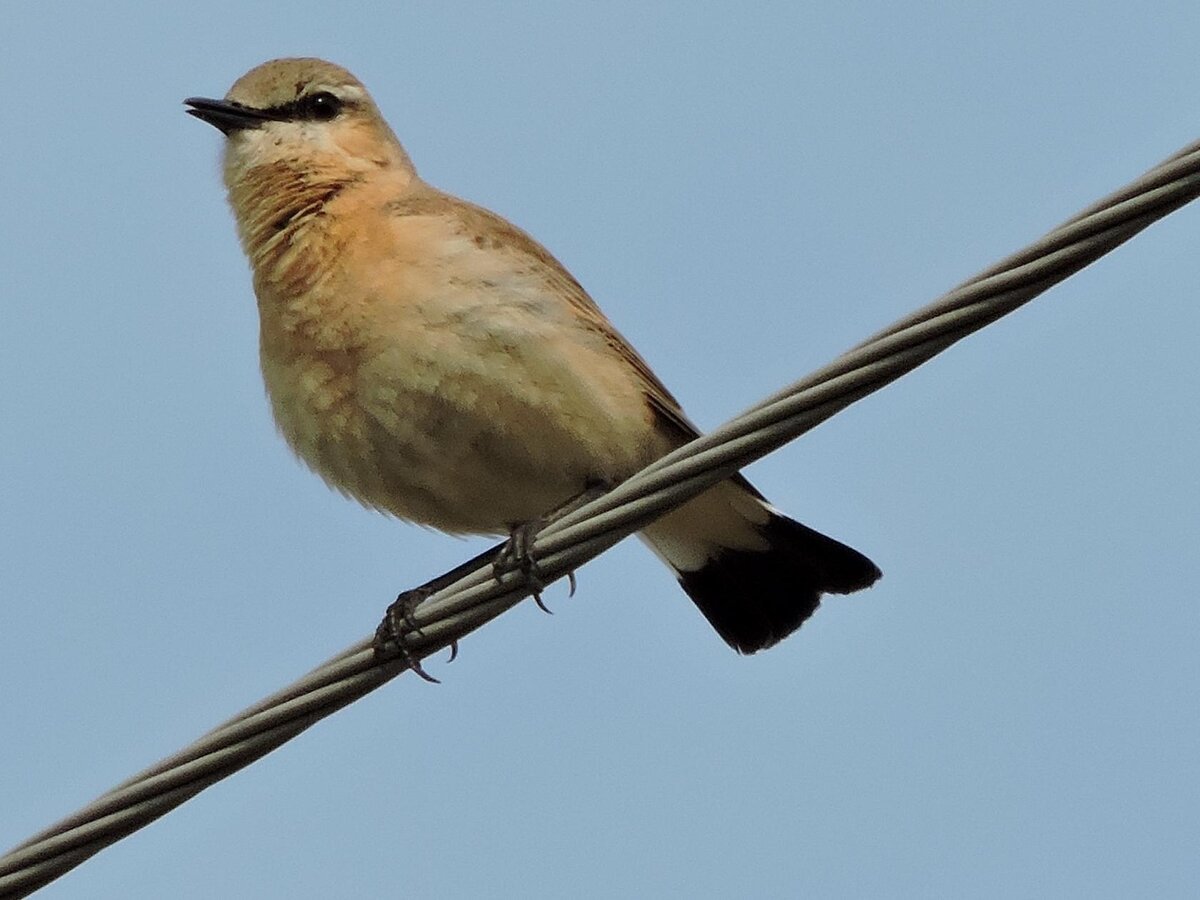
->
[{"left": 639, "top": 480, "right": 772, "bottom": 573}]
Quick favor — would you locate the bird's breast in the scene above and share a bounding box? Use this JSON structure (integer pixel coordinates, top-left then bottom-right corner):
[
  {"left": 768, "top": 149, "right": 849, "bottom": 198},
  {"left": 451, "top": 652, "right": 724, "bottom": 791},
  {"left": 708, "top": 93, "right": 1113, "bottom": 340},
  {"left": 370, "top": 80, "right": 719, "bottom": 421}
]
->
[{"left": 253, "top": 221, "right": 662, "bottom": 533}]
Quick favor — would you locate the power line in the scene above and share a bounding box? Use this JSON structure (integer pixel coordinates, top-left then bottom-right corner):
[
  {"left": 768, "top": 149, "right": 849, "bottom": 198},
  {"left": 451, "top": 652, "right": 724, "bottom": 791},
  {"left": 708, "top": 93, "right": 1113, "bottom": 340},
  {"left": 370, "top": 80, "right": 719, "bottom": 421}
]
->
[{"left": 2, "top": 136, "right": 1198, "bottom": 898}]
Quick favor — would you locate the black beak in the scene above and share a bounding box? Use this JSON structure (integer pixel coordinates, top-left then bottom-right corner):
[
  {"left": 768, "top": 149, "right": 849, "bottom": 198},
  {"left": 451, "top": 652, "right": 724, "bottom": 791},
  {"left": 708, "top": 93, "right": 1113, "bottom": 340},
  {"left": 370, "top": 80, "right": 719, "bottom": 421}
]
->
[{"left": 184, "top": 97, "right": 281, "bottom": 135}]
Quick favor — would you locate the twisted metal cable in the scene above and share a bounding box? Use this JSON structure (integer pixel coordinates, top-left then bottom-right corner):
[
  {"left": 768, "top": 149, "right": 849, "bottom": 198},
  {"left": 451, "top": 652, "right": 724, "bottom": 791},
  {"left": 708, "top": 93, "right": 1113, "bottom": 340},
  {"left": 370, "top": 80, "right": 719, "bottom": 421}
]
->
[{"left": 3, "top": 137, "right": 1199, "bottom": 898}]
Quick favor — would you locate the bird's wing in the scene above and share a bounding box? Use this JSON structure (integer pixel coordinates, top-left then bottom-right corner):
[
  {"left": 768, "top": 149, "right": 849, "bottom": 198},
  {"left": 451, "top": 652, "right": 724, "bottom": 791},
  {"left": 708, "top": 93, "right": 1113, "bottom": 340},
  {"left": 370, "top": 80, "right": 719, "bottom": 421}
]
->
[{"left": 391, "top": 189, "right": 704, "bottom": 444}]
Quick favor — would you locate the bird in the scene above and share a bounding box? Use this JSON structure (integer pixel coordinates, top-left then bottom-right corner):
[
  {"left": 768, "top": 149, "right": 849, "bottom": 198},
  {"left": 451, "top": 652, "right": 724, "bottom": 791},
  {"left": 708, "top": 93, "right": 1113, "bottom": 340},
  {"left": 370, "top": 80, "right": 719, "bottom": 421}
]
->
[{"left": 184, "top": 57, "right": 880, "bottom": 654}]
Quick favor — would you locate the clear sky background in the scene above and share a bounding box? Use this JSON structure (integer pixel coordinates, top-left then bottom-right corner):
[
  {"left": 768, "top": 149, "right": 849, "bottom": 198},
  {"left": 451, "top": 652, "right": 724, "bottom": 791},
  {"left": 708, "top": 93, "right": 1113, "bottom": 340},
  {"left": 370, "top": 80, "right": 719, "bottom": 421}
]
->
[{"left": 2, "top": 3, "right": 1197, "bottom": 898}]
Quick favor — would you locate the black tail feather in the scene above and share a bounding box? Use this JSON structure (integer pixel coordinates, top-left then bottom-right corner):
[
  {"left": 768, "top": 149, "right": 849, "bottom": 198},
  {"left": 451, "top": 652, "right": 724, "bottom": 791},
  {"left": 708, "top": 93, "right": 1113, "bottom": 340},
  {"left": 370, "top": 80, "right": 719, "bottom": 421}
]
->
[{"left": 677, "top": 514, "right": 880, "bottom": 654}]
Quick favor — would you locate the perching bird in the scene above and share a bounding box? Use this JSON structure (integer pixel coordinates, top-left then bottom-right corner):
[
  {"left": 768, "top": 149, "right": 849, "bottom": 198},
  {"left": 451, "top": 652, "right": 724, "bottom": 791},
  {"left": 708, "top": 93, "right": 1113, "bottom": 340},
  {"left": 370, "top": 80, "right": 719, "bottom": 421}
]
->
[{"left": 185, "top": 58, "right": 880, "bottom": 653}]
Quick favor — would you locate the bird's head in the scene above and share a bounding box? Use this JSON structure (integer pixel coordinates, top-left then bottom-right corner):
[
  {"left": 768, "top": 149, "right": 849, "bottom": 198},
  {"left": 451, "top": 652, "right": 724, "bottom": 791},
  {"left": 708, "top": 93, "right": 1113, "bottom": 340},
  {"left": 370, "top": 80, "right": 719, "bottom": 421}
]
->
[{"left": 186, "top": 57, "right": 414, "bottom": 193}]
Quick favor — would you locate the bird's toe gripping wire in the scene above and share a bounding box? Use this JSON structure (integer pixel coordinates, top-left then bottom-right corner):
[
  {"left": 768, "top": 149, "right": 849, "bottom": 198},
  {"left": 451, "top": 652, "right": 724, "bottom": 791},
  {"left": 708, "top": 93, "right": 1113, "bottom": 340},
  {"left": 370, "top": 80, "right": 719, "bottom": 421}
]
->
[
  {"left": 494, "top": 482, "right": 607, "bottom": 611},
  {"left": 375, "top": 587, "right": 451, "bottom": 684}
]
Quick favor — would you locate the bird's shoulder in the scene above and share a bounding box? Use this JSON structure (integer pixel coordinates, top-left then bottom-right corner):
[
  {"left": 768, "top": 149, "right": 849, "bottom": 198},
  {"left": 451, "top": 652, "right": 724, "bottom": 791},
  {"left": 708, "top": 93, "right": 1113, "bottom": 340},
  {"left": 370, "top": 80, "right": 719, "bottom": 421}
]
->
[{"left": 381, "top": 185, "right": 701, "bottom": 444}]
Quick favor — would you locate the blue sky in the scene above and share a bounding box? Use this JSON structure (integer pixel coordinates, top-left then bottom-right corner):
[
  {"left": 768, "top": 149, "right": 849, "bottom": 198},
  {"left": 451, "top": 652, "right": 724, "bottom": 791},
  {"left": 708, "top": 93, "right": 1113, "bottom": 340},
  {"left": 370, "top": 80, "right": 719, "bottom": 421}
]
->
[{"left": 2, "top": 3, "right": 1197, "bottom": 897}]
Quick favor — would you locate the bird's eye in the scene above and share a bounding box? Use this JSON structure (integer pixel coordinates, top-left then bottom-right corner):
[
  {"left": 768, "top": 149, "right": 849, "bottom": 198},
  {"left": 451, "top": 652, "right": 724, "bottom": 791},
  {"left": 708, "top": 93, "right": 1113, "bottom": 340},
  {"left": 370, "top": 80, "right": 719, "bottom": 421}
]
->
[{"left": 301, "top": 91, "right": 343, "bottom": 121}]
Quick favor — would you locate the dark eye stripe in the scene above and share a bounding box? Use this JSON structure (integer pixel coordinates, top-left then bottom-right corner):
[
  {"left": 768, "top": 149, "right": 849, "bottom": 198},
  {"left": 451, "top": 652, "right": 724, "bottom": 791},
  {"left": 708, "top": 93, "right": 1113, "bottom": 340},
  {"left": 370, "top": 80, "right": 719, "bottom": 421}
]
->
[{"left": 267, "top": 91, "right": 345, "bottom": 122}]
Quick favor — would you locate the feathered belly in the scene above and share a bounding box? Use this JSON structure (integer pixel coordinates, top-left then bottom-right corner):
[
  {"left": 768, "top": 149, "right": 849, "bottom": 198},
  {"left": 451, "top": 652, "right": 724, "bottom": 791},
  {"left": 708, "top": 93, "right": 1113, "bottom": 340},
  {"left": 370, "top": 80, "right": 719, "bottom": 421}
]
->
[{"left": 261, "top": 342, "right": 660, "bottom": 534}]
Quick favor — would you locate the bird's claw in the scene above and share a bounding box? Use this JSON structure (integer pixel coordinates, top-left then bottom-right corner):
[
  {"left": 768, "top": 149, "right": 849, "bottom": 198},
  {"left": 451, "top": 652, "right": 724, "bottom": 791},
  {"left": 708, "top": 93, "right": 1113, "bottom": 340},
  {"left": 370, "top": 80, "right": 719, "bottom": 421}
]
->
[
  {"left": 495, "top": 520, "right": 556, "bottom": 613},
  {"left": 374, "top": 587, "right": 453, "bottom": 684}
]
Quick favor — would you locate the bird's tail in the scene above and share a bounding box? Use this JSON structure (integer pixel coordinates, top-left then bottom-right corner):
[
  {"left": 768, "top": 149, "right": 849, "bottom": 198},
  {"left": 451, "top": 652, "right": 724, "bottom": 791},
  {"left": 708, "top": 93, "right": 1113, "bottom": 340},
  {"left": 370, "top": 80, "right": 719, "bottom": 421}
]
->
[{"left": 639, "top": 481, "right": 880, "bottom": 653}]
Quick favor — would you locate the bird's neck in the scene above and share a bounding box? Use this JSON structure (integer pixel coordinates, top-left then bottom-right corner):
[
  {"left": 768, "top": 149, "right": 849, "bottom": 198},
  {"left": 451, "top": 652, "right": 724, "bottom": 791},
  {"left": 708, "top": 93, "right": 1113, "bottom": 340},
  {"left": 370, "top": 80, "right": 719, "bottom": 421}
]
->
[{"left": 226, "top": 161, "right": 356, "bottom": 287}]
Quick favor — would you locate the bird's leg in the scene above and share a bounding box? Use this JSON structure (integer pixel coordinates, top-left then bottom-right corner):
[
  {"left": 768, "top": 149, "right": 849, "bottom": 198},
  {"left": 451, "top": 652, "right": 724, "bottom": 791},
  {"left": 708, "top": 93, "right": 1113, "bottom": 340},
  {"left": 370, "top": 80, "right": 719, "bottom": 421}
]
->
[
  {"left": 374, "top": 540, "right": 507, "bottom": 681},
  {"left": 495, "top": 519, "right": 551, "bottom": 612},
  {"left": 494, "top": 480, "right": 611, "bottom": 612},
  {"left": 376, "top": 481, "right": 611, "bottom": 674}
]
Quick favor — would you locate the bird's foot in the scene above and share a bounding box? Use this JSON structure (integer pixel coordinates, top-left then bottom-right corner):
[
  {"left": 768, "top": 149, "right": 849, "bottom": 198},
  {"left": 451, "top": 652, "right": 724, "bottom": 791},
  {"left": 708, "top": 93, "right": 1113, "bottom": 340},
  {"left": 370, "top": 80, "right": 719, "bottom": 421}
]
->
[
  {"left": 493, "top": 482, "right": 609, "bottom": 610},
  {"left": 374, "top": 541, "right": 511, "bottom": 680},
  {"left": 374, "top": 586, "right": 457, "bottom": 684},
  {"left": 495, "top": 520, "right": 553, "bottom": 613}
]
